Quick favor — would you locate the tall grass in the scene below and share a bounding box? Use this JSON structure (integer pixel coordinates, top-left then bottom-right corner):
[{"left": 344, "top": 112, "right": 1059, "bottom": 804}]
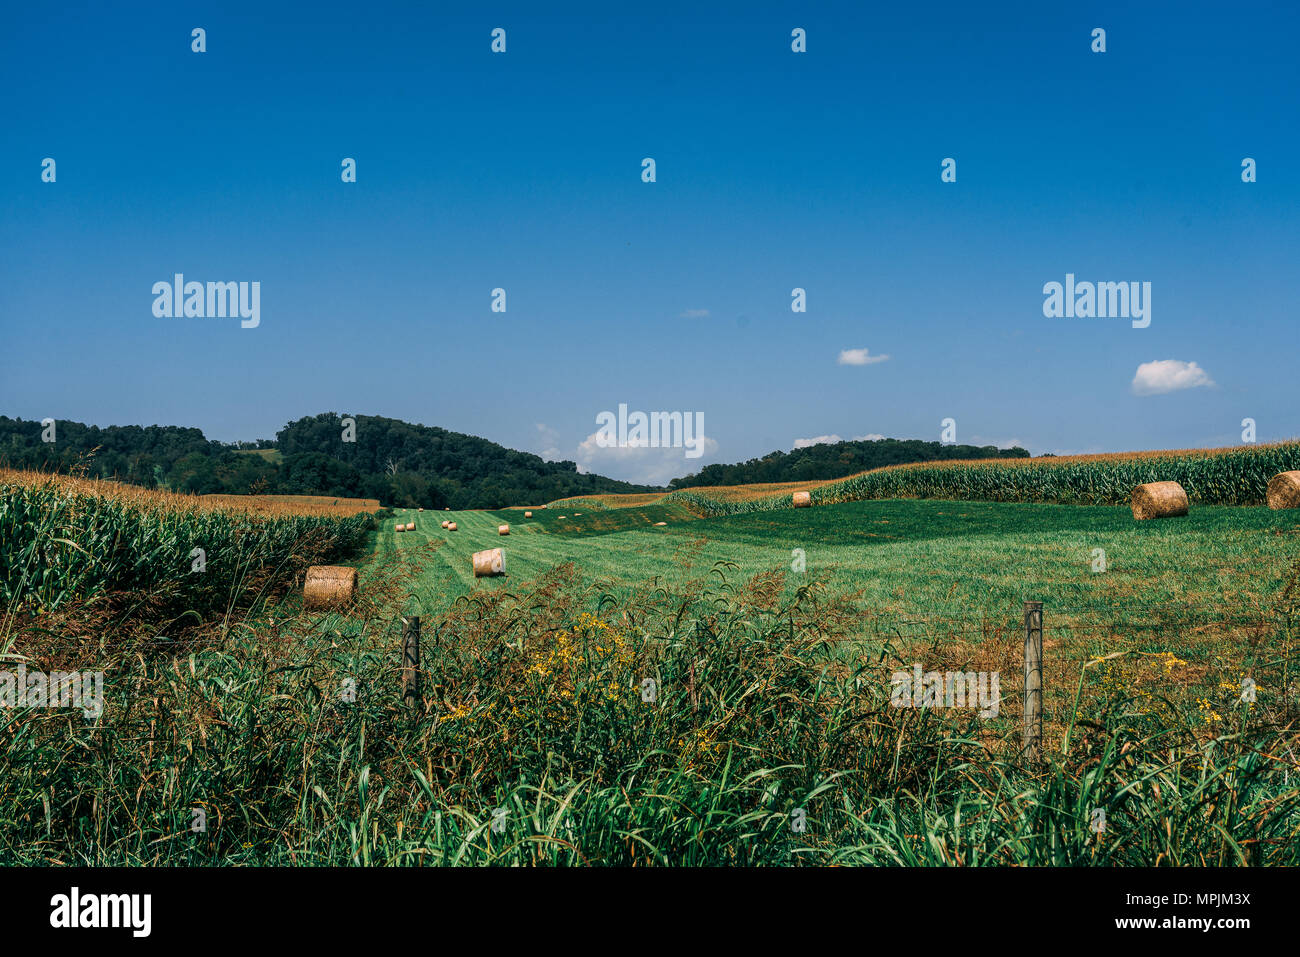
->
[{"left": 2, "top": 561, "right": 1295, "bottom": 865}]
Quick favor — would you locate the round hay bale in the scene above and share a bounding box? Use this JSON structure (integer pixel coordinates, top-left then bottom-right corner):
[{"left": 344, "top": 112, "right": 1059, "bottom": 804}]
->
[
  {"left": 559, "top": 515, "right": 566, "bottom": 519},
  {"left": 303, "top": 565, "right": 357, "bottom": 610},
  {"left": 1267, "top": 470, "right": 1300, "bottom": 510},
  {"left": 418, "top": 507, "right": 424, "bottom": 512},
  {"left": 405, "top": 522, "right": 415, "bottom": 531},
  {"left": 472, "top": 547, "right": 505, "bottom": 577},
  {"left": 448, "top": 522, "right": 458, "bottom": 531},
  {"left": 1130, "top": 481, "right": 1189, "bottom": 520},
  {"left": 654, "top": 521, "right": 667, "bottom": 526},
  {"left": 395, "top": 523, "right": 404, "bottom": 532},
  {"left": 524, "top": 511, "right": 532, "bottom": 518},
  {"left": 441, "top": 520, "right": 449, "bottom": 528},
  {"left": 541, "top": 505, "right": 548, "bottom": 509},
  {"left": 792, "top": 491, "right": 812, "bottom": 508},
  {"left": 499, "top": 524, "right": 510, "bottom": 535}
]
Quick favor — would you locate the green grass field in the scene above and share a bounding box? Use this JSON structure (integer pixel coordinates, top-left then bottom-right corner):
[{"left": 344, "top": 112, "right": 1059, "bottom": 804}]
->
[
  {"left": 376, "top": 498, "right": 1295, "bottom": 623},
  {"left": 373, "top": 498, "right": 1298, "bottom": 741},
  {"left": 6, "top": 470, "right": 1298, "bottom": 866}
]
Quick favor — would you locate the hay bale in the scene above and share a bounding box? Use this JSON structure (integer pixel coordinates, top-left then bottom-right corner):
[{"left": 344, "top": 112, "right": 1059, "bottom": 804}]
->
[
  {"left": 441, "top": 520, "right": 449, "bottom": 528},
  {"left": 405, "top": 522, "right": 415, "bottom": 531},
  {"left": 524, "top": 511, "right": 533, "bottom": 518},
  {"left": 499, "top": 524, "right": 510, "bottom": 535},
  {"left": 472, "top": 547, "right": 505, "bottom": 577},
  {"left": 541, "top": 505, "right": 548, "bottom": 509},
  {"left": 395, "top": 523, "right": 404, "bottom": 532},
  {"left": 654, "top": 521, "right": 667, "bottom": 526},
  {"left": 559, "top": 515, "right": 566, "bottom": 519},
  {"left": 448, "top": 522, "right": 458, "bottom": 531},
  {"left": 1130, "top": 481, "right": 1189, "bottom": 520},
  {"left": 1267, "top": 470, "right": 1300, "bottom": 510},
  {"left": 303, "top": 565, "right": 357, "bottom": 610},
  {"left": 793, "top": 491, "right": 812, "bottom": 508}
]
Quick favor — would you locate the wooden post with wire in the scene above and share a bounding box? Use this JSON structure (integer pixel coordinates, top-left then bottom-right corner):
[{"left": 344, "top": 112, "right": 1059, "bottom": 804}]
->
[
  {"left": 402, "top": 615, "right": 421, "bottom": 710},
  {"left": 1023, "top": 601, "right": 1043, "bottom": 763}
]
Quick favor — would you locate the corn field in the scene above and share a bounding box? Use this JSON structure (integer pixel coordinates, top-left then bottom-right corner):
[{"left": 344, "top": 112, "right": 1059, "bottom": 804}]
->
[
  {"left": 664, "top": 443, "right": 1300, "bottom": 516},
  {"left": 0, "top": 473, "right": 373, "bottom": 625}
]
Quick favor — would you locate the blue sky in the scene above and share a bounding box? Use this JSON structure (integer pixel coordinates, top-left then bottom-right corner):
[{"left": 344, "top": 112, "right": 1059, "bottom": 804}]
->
[{"left": 2, "top": 1, "right": 1296, "bottom": 484}]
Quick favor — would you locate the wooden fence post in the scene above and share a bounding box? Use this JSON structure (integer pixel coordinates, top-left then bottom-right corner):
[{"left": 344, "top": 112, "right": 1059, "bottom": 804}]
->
[
  {"left": 402, "top": 615, "right": 421, "bottom": 710},
  {"left": 1023, "top": 601, "right": 1043, "bottom": 763}
]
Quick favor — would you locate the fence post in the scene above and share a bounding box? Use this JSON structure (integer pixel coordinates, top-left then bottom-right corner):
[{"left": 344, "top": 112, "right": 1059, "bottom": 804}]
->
[
  {"left": 1022, "top": 601, "right": 1043, "bottom": 763},
  {"left": 402, "top": 615, "right": 421, "bottom": 710}
]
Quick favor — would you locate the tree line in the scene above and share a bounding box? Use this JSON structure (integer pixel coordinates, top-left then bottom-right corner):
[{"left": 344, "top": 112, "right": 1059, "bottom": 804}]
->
[
  {"left": 667, "top": 437, "right": 1030, "bottom": 488},
  {"left": 0, "top": 414, "right": 654, "bottom": 509}
]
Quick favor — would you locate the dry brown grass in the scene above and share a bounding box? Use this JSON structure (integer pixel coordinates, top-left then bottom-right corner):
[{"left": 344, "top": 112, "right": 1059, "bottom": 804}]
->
[
  {"left": 545, "top": 493, "right": 668, "bottom": 508},
  {"left": 669, "top": 480, "right": 830, "bottom": 502},
  {"left": 0, "top": 468, "right": 380, "bottom": 518}
]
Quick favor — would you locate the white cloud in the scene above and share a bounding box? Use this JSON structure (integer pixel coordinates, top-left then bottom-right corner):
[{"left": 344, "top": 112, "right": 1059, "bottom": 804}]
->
[
  {"left": 535, "top": 423, "right": 563, "bottom": 461},
  {"left": 679, "top": 308, "right": 710, "bottom": 318},
  {"left": 794, "top": 432, "right": 888, "bottom": 449},
  {"left": 970, "top": 435, "right": 1026, "bottom": 450},
  {"left": 1131, "top": 359, "right": 1215, "bottom": 396},
  {"left": 794, "top": 434, "right": 842, "bottom": 448},
  {"left": 838, "top": 348, "right": 890, "bottom": 366}
]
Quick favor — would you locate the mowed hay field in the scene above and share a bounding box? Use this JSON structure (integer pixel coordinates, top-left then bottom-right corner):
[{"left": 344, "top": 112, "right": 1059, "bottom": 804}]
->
[
  {"left": 548, "top": 480, "right": 830, "bottom": 510},
  {"left": 376, "top": 496, "right": 1298, "bottom": 643},
  {"left": 374, "top": 496, "right": 1299, "bottom": 780}
]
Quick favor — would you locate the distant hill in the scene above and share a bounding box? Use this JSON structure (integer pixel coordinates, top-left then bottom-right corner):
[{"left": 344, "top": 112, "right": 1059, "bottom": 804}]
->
[
  {"left": 0, "top": 413, "right": 656, "bottom": 509},
  {"left": 667, "top": 437, "right": 1030, "bottom": 489}
]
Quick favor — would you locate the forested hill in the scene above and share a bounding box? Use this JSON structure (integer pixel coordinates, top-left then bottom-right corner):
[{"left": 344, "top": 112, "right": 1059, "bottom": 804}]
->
[
  {"left": 276, "top": 413, "right": 656, "bottom": 507},
  {"left": 0, "top": 413, "right": 655, "bottom": 509},
  {"left": 667, "top": 437, "right": 1030, "bottom": 489}
]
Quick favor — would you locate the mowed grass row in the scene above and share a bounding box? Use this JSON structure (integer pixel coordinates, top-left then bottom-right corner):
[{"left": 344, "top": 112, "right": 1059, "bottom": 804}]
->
[{"left": 373, "top": 502, "right": 697, "bottom": 602}]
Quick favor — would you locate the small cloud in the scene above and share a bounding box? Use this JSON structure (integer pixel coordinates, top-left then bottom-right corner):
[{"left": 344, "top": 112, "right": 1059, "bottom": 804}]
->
[
  {"left": 535, "top": 423, "right": 562, "bottom": 461},
  {"left": 679, "top": 308, "right": 710, "bottom": 318},
  {"left": 794, "top": 432, "right": 886, "bottom": 448},
  {"left": 1131, "top": 359, "right": 1215, "bottom": 396},
  {"left": 794, "top": 434, "right": 842, "bottom": 448},
  {"left": 971, "top": 434, "right": 1026, "bottom": 450},
  {"left": 838, "top": 348, "right": 890, "bottom": 366}
]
